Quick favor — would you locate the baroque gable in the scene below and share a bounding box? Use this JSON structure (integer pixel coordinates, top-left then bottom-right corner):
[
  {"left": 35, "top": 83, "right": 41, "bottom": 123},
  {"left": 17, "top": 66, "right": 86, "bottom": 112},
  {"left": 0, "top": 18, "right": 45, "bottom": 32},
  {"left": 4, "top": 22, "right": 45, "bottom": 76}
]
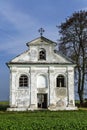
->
[{"left": 8, "top": 36, "right": 73, "bottom": 65}]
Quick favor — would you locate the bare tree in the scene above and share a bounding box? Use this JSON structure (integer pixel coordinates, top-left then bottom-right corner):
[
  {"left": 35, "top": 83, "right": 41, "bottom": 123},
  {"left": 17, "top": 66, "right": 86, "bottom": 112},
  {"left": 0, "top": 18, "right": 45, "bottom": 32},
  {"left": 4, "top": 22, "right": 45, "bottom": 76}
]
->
[{"left": 57, "top": 10, "right": 87, "bottom": 105}]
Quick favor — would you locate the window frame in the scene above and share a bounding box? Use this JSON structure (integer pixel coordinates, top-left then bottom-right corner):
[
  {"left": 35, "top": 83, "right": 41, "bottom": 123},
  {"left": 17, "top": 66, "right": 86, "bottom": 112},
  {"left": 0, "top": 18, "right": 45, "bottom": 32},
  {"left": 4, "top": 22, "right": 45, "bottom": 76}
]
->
[
  {"left": 56, "top": 75, "right": 65, "bottom": 88},
  {"left": 39, "top": 48, "right": 46, "bottom": 60},
  {"left": 19, "top": 74, "right": 28, "bottom": 87}
]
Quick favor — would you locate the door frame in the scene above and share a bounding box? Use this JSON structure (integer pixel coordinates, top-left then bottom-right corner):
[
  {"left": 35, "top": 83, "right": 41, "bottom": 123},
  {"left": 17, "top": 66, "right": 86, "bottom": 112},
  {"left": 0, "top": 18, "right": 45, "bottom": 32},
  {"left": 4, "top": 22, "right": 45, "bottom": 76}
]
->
[{"left": 37, "top": 93, "right": 47, "bottom": 109}]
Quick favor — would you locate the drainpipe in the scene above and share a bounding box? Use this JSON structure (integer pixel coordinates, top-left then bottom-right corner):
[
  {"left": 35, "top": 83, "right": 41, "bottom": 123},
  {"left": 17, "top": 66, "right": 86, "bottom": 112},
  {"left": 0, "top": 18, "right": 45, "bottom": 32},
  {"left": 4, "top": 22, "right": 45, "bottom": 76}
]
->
[
  {"left": 67, "top": 67, "right": 69, "bottom": 107},
  {"left": 29, "top": 67, "right": 31, "bottom": 107},
  {"left": 48, "top": 66, "right": 50, "bottom": 106}
]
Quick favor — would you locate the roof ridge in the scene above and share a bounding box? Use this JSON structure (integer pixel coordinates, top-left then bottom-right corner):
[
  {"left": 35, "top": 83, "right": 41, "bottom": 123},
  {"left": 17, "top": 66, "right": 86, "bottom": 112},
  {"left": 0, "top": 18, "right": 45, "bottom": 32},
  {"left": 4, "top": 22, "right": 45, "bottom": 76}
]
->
[{"left": 26, "top": 36, "right": 57, "bottom": 46}]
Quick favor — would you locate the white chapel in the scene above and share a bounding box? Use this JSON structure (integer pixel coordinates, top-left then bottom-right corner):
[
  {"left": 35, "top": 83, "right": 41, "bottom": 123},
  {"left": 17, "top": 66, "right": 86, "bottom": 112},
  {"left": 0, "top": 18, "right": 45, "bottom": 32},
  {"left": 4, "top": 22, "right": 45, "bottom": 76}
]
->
[{"left": 7, "top": 29, "right": 77, "bottom": 111}]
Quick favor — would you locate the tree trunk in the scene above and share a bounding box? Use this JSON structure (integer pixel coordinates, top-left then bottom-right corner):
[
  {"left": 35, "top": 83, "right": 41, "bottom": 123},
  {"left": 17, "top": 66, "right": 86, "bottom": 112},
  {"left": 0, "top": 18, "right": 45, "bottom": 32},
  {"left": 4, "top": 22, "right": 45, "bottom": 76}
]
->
[
  {"left": 78, "top": 67, "right": 84, "bottom": 106},
  {"left": 79, "top": 44, "right": 85, "bottom": 106},
  {"left": 78, "top": 90, "right": 84, "bottom": 106}
]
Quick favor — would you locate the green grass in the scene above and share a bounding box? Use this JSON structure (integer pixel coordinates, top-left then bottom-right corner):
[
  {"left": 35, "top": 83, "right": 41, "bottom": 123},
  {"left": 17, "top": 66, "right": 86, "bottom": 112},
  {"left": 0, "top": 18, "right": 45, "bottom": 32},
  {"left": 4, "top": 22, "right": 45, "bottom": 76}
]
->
[
  {"left": 0, "top": 101, "right": 9, "bottom": 111},
  {"left": 0, "top": 110, "right": 87, "bottom": 129},
  {"left": 0, "top": 101, "right": 9, "bottom": 105},
  {"left": 0, "top": 101, "right": 87, "bottom": 129}
]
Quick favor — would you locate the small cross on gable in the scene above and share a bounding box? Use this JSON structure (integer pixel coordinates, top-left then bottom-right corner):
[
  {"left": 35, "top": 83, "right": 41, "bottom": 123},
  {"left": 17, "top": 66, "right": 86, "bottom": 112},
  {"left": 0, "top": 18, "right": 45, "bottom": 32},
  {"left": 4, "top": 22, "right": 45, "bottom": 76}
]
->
[{"left": 38, "top": 28, "right": 45, "bottom": 36}]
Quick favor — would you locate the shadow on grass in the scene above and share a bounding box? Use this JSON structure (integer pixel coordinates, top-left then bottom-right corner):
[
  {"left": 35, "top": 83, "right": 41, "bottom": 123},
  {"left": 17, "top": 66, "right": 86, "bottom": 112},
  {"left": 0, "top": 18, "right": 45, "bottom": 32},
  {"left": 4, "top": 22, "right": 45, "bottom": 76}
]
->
[
  {"left": 0, "top": 105, "right": 9, "bottom": 111},
  {"left": 75, "top": 100, "right": 87, "bottom": 109}
]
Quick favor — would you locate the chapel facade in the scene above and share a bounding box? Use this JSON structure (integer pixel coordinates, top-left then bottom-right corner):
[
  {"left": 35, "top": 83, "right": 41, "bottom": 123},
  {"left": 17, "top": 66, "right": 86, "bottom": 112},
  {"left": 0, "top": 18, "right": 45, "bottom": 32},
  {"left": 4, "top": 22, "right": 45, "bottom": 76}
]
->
[{"left": 7, "top": 35, "right": 77, "bottom": 111}]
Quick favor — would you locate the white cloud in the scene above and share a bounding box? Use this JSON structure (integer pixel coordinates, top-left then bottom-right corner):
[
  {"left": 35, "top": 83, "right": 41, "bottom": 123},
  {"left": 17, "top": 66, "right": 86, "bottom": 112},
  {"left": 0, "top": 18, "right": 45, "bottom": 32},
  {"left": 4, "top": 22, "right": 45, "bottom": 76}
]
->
[
  {"left": 0, "top": 1, "right": 58, "bottom": 54},
  {"left": 81, "top": 7, "right": 87, "bottom": 11},
  {"left": 0, "top": 1, "right": 39, "bottom": 54},
  {"left": 0, "top": 1, "right": 38, "bottom": 30}
]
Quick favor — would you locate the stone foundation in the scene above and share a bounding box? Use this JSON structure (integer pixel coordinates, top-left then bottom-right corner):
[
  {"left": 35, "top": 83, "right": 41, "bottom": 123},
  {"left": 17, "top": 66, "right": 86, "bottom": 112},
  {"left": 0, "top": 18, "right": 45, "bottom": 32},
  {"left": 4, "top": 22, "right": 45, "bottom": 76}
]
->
[
  {"left": 7, "top": 106, "right": 77, "bottom": 111},
  {"left": 7, "top": 107, "right": 28, "bottom": 111}
]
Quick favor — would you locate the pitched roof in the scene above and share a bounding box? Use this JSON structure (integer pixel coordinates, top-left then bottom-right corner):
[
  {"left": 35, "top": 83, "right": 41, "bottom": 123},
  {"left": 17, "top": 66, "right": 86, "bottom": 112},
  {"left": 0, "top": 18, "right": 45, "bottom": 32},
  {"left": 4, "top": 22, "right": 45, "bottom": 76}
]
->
[
  {"left": 54, "top": 50, "right": 75, "bottom": 64},
  {"left": 26, "top": 36, "right": 57, "bottom": 46},
  {"left": 7, "top": 36, "right": 76, "bottom": 67}
]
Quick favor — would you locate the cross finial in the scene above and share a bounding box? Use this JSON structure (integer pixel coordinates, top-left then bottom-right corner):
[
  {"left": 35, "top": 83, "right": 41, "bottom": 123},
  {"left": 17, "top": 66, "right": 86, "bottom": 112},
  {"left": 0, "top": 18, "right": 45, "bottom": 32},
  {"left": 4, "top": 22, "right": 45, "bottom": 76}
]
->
[{"left": 38, "top": 28, "right": 45, "bottom": 36}]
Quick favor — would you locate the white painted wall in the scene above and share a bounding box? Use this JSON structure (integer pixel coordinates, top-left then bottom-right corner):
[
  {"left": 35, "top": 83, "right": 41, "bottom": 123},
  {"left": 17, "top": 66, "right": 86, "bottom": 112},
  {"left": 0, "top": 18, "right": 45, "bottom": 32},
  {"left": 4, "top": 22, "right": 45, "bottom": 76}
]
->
[{"left": 8, "top": 37, "right": 77, "bottom": 111}]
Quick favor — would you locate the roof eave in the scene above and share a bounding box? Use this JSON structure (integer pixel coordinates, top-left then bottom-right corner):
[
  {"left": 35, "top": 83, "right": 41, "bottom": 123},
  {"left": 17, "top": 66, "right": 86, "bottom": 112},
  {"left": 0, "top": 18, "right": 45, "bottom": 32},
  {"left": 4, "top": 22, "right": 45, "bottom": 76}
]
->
[
  {"left": 26, "top": 36, "right": 57, "bottom": 46},
  {"left": 7, "top": 62, "right": 76, "bottom": 66}
]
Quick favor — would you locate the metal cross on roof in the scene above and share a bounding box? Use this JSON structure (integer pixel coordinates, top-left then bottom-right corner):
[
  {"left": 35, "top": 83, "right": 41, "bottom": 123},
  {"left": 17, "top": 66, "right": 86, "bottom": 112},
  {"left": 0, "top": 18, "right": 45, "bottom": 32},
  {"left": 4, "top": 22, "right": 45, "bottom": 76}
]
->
[{"left": 38, "top": 28, "right": 45, "bottom": 36}]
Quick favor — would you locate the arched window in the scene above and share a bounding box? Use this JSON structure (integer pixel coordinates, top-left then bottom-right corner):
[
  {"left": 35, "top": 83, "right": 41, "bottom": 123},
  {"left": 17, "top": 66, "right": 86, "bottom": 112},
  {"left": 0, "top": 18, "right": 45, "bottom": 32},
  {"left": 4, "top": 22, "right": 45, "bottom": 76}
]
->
[
  {"left": 56, "top": 75, "right": 65, "bottom": 87},
  {"left": 19, "top": 74, "right": 28, "bottom": 87},
  {"left": 39, "top": 49, "right": 46, "bottom": 60},
  {"left": 37, "top": 75, "right": 47, "bottom": 88}
]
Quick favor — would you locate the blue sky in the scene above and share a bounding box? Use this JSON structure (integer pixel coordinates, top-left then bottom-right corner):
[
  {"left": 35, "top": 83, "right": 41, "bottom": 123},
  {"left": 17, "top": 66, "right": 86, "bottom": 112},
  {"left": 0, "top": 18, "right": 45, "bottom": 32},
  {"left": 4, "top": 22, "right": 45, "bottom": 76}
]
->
[{"left": 0, "top": 0, "right": 87, "bottom": 100}]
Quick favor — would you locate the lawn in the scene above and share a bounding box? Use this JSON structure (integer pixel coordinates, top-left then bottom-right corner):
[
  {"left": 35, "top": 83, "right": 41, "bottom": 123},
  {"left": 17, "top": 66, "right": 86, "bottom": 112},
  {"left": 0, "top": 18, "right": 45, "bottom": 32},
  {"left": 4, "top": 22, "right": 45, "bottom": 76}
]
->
[
  {"left": 0, "top": 101, "right": 87, "bottom": 130},
  {"left": 0, "top": 110, "right": 87, "bottom": 130}
]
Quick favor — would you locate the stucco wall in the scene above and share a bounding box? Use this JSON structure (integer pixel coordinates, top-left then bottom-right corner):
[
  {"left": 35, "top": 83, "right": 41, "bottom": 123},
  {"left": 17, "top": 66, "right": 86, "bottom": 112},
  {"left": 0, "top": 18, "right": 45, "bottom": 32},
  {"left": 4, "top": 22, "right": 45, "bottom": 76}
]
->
[
  {"left": 8, "top": 37, "right": 76, "bottom": 111},
  {"left": 9, "top": 65, "right": 75, "bottom": 110}
]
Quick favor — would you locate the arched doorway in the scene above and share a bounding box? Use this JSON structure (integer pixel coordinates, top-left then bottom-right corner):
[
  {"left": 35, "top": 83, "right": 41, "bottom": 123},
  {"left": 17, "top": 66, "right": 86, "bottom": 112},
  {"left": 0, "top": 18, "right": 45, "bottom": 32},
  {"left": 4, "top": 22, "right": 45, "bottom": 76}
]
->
[{"left": 37, "top": 74, "right": 47, "bottom": 108}]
